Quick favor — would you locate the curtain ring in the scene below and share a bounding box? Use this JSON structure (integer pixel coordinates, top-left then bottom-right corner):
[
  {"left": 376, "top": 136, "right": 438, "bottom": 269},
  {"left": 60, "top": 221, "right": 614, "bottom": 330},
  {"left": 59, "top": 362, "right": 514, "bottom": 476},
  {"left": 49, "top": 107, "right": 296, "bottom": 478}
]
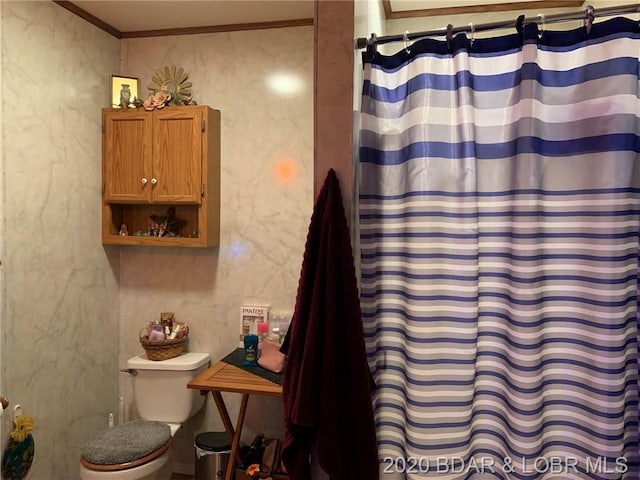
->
[
  {"left": 446, "top": 23, "right": 454, "bottom": 51},
  {"left": 362, "top": 33, "right": 378, "bottom": 56},
  {"left": 537, "top": 13, "right": 545, "bottom": 38},
  {"left": 584, "top": 5, "right": 595, "bottom": 35},
  {"left": 515, "top": 14, "right": 525, "bottom": 42},
  {"left": 403, "top": 30, "right": 411, "bottom": 54},
  {"left": 468, "top": 22, "right": 475, "bottom": 47},
  {"left": 366, "top": 32, "right": 378, "bottom": 55}
]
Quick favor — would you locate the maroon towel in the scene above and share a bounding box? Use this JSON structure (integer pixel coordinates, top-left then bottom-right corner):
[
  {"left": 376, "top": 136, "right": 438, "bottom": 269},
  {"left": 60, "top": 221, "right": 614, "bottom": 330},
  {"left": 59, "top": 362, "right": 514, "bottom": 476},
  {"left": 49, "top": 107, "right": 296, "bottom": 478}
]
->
[{"left": 280, "top": 169, "right": 378, "bottom": 480}]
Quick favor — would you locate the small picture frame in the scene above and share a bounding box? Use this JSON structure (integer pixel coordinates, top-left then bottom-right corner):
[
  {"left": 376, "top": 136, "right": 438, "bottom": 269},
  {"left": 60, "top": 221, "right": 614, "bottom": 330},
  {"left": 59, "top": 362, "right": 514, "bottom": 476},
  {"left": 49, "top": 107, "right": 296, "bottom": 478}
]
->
[{"left": 111, "top": 75, "right": 139, "bottom": 108}]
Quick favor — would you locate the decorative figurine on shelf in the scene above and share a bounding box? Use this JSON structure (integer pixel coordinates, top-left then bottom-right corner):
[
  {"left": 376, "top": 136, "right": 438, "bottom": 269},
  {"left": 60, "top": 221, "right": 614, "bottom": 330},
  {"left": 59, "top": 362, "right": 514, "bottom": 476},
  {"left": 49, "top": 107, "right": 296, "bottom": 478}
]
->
[
  {"left": 119, "top": 224, "right": 128, "bottom": 236},
  {"left": 148, "top": 217, "right": 159, "bottom": 237},
  {"left": 119, "top": 84, "right": 131, "bottom": 109},
  {"left": 147, "top": 207, "right": 186, "bottom": 237}
]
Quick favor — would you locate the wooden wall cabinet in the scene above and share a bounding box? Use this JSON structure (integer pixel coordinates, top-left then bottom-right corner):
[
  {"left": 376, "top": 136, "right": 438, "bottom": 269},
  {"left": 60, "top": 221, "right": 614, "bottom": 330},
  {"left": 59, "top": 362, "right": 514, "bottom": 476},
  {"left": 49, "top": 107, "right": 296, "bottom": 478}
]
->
[{"left": 101, "top": 105, "right": 220, "bottom": 247}]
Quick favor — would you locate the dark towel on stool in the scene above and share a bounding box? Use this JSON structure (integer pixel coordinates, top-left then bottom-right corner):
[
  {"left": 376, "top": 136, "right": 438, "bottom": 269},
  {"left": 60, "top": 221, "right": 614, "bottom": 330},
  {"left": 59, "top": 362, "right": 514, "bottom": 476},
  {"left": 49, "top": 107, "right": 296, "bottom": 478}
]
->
[{"left": 280, "top": 169, "right": 378, "bottom": 480}]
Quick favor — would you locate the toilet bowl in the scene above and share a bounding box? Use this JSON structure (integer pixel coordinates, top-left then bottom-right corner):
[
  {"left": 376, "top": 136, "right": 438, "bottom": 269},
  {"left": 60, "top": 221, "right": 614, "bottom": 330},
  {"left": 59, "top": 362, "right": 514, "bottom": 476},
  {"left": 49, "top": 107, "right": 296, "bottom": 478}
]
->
[
  {"left": 79, "top": 447, "right": 171, "bottom": 480},
  {"left": 79, "top": 352, "right": 211, "bottom": 480}
]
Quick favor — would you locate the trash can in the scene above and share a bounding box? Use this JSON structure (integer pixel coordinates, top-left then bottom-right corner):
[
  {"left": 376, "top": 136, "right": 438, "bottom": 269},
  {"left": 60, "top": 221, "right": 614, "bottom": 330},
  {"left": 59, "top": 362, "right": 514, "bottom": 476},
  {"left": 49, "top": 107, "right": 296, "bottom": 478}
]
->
[{"left": 195, "top": 431, "right": 231, "bottom": 480}]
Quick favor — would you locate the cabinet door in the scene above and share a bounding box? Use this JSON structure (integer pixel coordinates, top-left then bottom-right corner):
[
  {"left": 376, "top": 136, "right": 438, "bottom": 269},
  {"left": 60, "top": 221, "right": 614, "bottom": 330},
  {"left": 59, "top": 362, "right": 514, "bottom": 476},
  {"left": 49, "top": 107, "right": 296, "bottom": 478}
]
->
[
  {"left": 151, "top": 107, "right": 203, "bottom": 204},
  {"left": 103, "top": 110, "right": 153, "bottom": 203}
]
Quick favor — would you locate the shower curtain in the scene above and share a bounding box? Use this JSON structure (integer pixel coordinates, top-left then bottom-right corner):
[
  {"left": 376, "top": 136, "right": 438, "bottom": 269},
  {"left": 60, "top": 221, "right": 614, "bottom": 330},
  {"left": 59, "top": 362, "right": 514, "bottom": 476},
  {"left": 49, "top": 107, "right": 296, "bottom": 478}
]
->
[{"left": 359, "top": 16, "right": 639, "bottom": 480}]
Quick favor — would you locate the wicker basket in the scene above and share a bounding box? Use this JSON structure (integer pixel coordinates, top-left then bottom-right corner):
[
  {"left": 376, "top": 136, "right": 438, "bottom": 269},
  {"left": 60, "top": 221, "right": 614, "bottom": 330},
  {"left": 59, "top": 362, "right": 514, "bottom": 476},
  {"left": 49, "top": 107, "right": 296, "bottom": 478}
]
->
[{"left": 139, "top": 327, "right": 188, "bottom": 361}]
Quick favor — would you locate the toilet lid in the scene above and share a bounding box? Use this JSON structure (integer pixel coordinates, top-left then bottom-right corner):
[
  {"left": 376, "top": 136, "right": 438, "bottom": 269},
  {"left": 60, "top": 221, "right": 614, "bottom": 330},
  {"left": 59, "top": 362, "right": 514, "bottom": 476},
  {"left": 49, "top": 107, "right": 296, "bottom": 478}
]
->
[{"left": 81, "top": 420, "right": 171, "bottom": 471}]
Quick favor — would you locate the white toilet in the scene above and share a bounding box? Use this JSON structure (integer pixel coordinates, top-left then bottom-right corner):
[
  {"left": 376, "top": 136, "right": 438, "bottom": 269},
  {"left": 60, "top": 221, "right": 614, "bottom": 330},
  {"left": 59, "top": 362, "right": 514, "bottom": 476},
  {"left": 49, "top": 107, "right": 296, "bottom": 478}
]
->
[{"left": 79, "top": 352, "right": 211, "bottom": 480}]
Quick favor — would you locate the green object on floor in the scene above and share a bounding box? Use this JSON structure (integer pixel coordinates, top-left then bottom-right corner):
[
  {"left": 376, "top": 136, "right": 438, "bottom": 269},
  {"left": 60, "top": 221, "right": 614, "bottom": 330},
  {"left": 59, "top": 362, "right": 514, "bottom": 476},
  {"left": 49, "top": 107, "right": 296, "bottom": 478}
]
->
[{"left": 1, "top": 434, "right": 34, "bottom": 480}]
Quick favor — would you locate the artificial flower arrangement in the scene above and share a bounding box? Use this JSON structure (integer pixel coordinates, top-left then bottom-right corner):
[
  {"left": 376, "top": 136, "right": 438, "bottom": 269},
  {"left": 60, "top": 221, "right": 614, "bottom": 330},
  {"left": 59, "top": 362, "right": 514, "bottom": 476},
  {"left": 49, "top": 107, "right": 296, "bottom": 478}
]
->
[
  {"left": 1, "top": 415, "right": 35, "bottom": 479},
  {"left": 119, "top": 65, "right": 196, "bottom": 110},
  {"left": 125, "top": 89, "right": 197, "bottom": 110},
  {"left": 10, "top": 415, "right": 34, "bottom": 443},
  {"left": 143, "top": 91, "right": 172, "bottom": 111}
]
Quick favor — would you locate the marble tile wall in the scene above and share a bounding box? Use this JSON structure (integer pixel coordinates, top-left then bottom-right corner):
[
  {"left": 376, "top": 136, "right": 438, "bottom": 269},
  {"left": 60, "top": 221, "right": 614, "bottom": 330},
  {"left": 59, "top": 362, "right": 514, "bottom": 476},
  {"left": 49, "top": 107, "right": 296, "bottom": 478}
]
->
[
  {"left": 1, "top": 3, "right": 312, "bottom": 477},
  {"left": 1, "top": 1, "right": 121, "bottom": 478},
  {"left": 119, "top": 26, "right": 313, "bottom": 472}
]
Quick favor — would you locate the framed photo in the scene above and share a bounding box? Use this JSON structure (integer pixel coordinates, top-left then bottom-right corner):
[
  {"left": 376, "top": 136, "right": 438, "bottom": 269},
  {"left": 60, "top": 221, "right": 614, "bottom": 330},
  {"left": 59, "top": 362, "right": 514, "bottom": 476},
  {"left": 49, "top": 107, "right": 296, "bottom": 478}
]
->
[{"left": 111, "top": 75, "right": 139, "bottom": 108}]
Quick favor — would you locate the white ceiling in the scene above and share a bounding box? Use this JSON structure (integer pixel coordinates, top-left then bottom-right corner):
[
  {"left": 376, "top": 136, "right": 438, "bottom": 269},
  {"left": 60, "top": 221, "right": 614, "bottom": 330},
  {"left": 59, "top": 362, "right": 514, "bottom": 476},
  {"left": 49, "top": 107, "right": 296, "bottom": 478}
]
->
[
  {"left": 66, "top": 0, "right": 581, "bottom": 34},
  {"left": 69, "top": 0, "right": 315, "bottom": 32}
]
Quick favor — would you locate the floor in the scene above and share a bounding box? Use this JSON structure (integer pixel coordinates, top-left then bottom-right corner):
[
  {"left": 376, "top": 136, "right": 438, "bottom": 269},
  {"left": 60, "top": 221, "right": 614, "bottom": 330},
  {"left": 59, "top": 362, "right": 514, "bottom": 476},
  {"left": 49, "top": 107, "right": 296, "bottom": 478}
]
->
[{"left": 170, "top": 474, "right": 194, "bottom": 480}]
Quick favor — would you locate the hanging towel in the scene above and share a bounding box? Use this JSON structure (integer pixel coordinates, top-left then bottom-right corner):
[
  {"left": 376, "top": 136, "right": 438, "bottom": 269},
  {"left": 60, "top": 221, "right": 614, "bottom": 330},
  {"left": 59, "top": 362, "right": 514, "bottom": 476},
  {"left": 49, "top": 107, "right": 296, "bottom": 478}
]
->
[{"left": 280, "top": 169, "right": 378, "bottom": 480}]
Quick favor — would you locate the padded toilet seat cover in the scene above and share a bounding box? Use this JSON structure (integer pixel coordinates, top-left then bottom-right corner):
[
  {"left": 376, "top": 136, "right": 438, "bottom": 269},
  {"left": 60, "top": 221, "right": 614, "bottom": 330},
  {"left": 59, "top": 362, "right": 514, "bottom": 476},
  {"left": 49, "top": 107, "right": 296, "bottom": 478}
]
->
[{"left": 81, "top": 420, "right": 171, "bottom": 471}]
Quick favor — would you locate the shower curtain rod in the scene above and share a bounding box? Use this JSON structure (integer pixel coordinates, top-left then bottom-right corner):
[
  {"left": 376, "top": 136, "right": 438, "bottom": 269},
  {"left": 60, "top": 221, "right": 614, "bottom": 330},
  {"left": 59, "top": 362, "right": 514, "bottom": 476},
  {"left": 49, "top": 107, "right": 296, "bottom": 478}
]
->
[{"left": 354, "top": 3, "right": 640, "bottom": 49}]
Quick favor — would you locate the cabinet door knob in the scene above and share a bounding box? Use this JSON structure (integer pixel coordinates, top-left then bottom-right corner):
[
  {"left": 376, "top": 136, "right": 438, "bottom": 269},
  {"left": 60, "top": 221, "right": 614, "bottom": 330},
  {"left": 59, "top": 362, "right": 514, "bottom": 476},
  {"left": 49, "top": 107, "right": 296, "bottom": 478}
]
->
[
  {"left": 141, "top": 178, "right": 148, "bottom": 185},
  {"left": 151, "top": 178, "right": 158, "bottom": 185}
]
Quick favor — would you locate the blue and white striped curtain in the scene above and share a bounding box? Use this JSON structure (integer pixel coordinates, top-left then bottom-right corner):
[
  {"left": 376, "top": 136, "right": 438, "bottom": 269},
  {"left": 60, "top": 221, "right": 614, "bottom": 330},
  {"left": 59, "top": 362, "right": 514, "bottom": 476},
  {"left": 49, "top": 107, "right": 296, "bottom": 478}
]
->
[{"left": 359, "top": 17, "right": 639, "bottom": 480}]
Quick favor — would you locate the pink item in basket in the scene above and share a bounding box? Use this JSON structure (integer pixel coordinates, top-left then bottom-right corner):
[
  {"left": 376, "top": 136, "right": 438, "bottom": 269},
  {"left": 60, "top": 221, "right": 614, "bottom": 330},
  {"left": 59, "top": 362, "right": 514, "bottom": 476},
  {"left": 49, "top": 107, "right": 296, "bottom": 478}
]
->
[{"left": 148, "top": 325, "right": 165, "bottom": 342}]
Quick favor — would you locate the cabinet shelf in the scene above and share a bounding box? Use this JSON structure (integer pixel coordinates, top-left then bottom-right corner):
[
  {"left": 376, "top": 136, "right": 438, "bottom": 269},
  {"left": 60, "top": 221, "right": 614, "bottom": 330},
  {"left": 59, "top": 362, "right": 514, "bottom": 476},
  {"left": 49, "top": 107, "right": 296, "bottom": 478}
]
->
[
  {"left": 101, "top": 105, "right": 220, "bottom": 248},
  {"left": 102, "top": 234, "right": 210, "bottom": 247}
]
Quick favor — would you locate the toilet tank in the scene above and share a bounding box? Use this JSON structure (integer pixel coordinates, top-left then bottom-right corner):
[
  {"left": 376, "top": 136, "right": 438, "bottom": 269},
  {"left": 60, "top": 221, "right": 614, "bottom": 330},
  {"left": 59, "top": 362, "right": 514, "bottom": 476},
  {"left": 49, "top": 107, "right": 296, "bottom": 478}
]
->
[{"left": 127, "top": 352, "right": 211, "bottom": 423}]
